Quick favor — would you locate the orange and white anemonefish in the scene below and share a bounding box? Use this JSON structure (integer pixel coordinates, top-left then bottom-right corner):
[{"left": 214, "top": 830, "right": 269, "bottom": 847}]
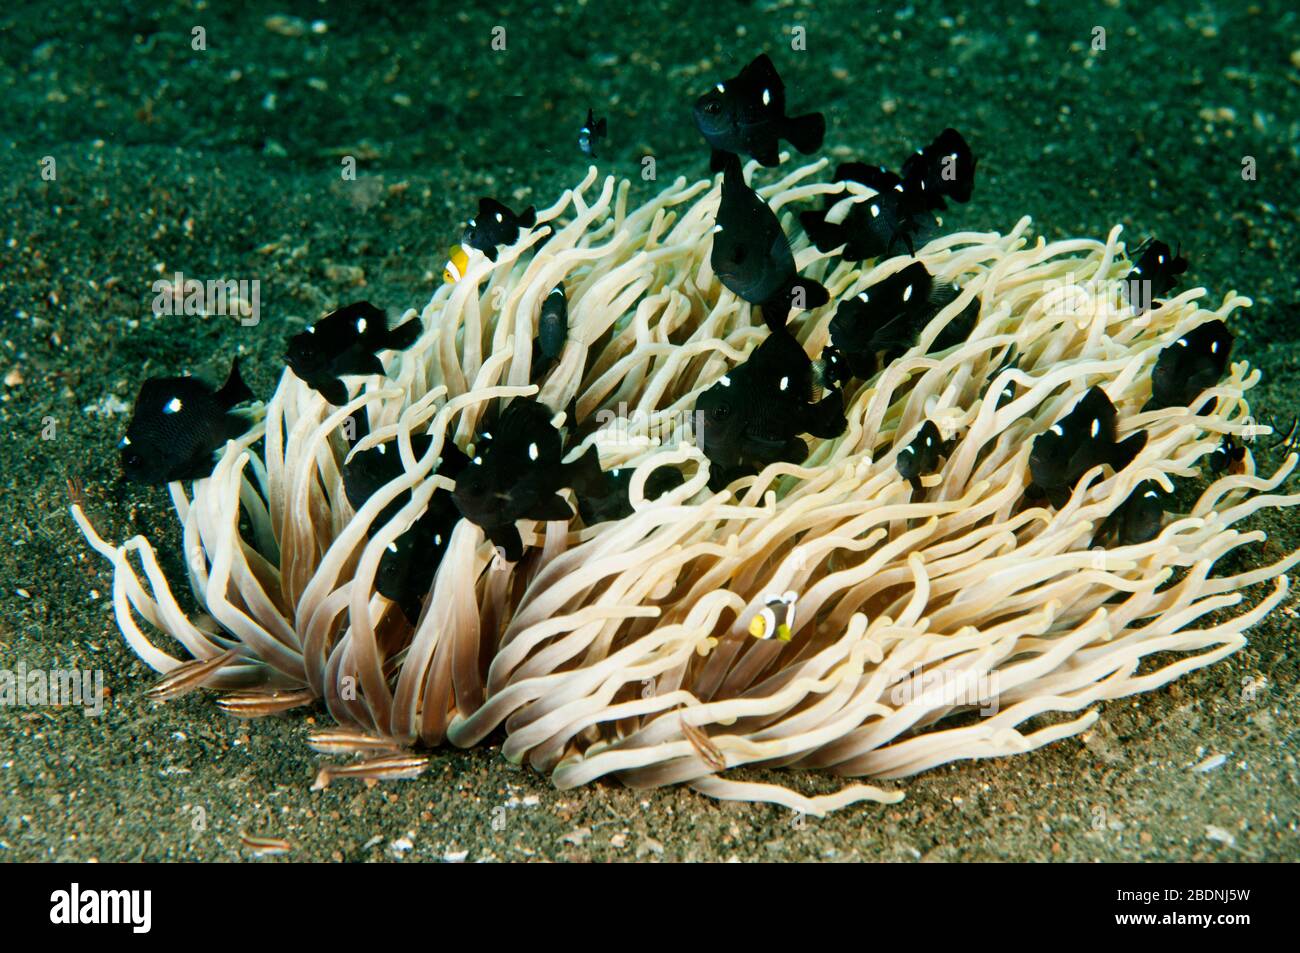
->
[
  {"left": 748, "top": 590, "right": 798, "bottom": 641},
  {"left": 443, "top": 245, "right": 470, "bottom": 284}
]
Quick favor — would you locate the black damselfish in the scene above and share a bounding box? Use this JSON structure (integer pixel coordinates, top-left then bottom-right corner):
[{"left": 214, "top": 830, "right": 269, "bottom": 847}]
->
[
  {"left": 712, "top": 153, "right": 828, "bottom": 330},
  {"left": 451, "top": 398, "right": 603, "bottom": 562},
  {"left": 1143, "top": 319, "right": 1233, "bottom": 412},
  {"left": 800, "top": 180, "right": 935, "bottom": 260},
  {"left": 896, "top": 420, "right": 951, "bottom": 492},
  {"left": 285, "top": 301, "right": 421, "bottom": 406},
  {"left": 343, "top": 435, "right": 471, "bottom": 623},
  {"left": 343, "top": 434, "right": 470, "bottom": 529},
  {"left": 803, "top": 129, "right": 977, "bottom": 261},
  {"left": 573, "top": 464, "right": 686, "bottom": 525},
  {"left": 375, "top": 499, "right": 462, "bottom": 623},
  {"left": 579, "top": 108, "right": 607, "bottom": 158},
  {"left": 462, "top": 198, "right": 537, "bottom": 262},
  {"left": 1124, "top": 240, "right": 1188, "bottom": 314},
  {"left": 119, "top": 358, "right": 254, "bottom": 484},
  {"left": 826, "top": 262, "right": 978, "bottom": 380},
  {"left": 695, "top": 330, "right": 846, "bottom": 485},
  {"left": 1027, "top": 387, "right": 1148, "bottom": 508},
  {"left": 693, "top": 53, "right": 825, "bottom": 172},
  {"left": 897, "top": 127, "right": 978, "bottom": 211},
  {"left": 1101, "top": 480, "right": 1172, "bottom": 545},
  {"left": 536, "top": 284, "right": 568, "bottom": 364}
]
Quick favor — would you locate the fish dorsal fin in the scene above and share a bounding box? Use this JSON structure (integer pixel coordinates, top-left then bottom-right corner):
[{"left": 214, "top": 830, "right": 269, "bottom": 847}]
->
[
  {"left": 738, "top": 54, "right": 783, "bottom": 100},
  {"left": 216, "top": 357, "right": 254, "bottom": 408}
]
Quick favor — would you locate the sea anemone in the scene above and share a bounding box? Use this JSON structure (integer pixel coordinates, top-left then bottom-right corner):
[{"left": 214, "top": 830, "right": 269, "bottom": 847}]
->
[{"left": 73, "top": 157, "right": 1300, "bottom": 815}]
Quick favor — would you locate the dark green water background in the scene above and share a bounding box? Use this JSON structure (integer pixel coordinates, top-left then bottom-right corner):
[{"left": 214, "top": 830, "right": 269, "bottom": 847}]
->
[{"left": 1, "top": 0, "right": 1297, "bottom": 860}]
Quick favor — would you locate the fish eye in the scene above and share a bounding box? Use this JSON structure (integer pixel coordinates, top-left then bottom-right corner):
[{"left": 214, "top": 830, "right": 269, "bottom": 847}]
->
[
  {"left": 704, "top": 100, "right": 721, "bottom": 115},
  {"left": 710, "top": 405, "right": 731, "bottom": 421}
]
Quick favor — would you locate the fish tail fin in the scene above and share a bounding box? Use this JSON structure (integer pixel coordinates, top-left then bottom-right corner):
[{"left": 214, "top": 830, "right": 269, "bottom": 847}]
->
[
  {"left": 760, "top": 277, "right": 830, "bottom": 332},
  {"left": 566, "top": 444, "right": 605, "bottom": 495},
  {"left": 217, "top": 356, "right": 255, "bottom": 408},
  {"left": 518, "top": 206, "right": 537, "bottom": 229},
  {"left": 795, "top": 278, "right": 830, "bottom": 310},
  {"left": 785, "top": 111, "right": 826, "bottom": 155},
  {"left": 799, "top": 209, "right": 845, "bottom": 253},
  {"left": 385, "top": 317, "right": 423, "bottom": 352},
  {"left": 1109, "top": 431, "right": 1148, "bottom": 473}
]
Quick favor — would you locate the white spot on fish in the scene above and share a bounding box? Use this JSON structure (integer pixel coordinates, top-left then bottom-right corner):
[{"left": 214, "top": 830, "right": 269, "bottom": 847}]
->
[
  {"left": 434, "top": 534, "right": 442, "bottom": 546},
  {"left": 903, "top": 284, "right": 913, "bottom": 302},
  {"left": 720, "top": 375, "right": 732, "bottom": 387},
  {"left": 528, "top": 442, "right": 539, "bottom": 461},
  {"left": 870, "top": 204, "right": 880, "bottom": 218},
  {"left": 715, "top": 82, "right": 725, "bottom": 93},
  {"left": 1177, "top": 338, "right": 1189, "bottom": 347},
  {"left": 857, "top": 291, "right": 869, "bottom": 302},
  {"left": 761, "top": 88, "right": 771, "bottom": 106},
  {"left": 1090, "top": 418, "right": 1100, "bottom": 438},
  {"left": 494, "top": 212, "right": 503, "bottom": 223},
  {"left": 900, "top": 446, "right": 914, "bottom": 455},
  {"left": 1050, "top": 424, "right": 1064, "bottom": 437},
  {"left": 120, "top": 435, "right": 132, "bottom": 446},
  {"left": 1144, "top": 490, "right": 1158, "bottom": 499},
  {"left": 779, "top": 376, "right": 789, "bottom": 391},
  {"left": 356, "top": 318, "right": 368, "bottom": 334},
  {"left": 1211, "top": 340, "right": 1220, "bottom": 353},
  {"left": 712, "top": 224, "right": 723, "bottom": 233},
  {"left": 377, "top": 443, "right": 387, "bottom": 454},
  {"left": 164, "top": 397, "right": 182, "bottom": 414},
  {"left": 387, "top": 542, "right": 398, "bottom": 554},
  {"left": 473, "top": 456, "right": 482, "bottom": 465}
]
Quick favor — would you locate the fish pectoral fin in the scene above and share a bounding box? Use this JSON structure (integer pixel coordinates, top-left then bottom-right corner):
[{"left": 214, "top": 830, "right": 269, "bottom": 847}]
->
[
  {"left": 316, "top": 378, "right": 350, "bottom": 406},
  {"left": 488, "top": 525, "right": 524, "bottom": 563},
  {"left": 1109, "top": 431, "right": 1148, "bottom": 473},
  {"left": 525, "top": 493, "right": 575, "bottom": 522}
]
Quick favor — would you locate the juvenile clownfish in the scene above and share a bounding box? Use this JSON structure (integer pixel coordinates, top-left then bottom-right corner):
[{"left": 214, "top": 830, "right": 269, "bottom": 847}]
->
[
  {"left": 443, "top": 244, "right": 470, "bottom": 284},
  {"left": 748, "top": 591, "right": 798, "bottom": 641}
]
